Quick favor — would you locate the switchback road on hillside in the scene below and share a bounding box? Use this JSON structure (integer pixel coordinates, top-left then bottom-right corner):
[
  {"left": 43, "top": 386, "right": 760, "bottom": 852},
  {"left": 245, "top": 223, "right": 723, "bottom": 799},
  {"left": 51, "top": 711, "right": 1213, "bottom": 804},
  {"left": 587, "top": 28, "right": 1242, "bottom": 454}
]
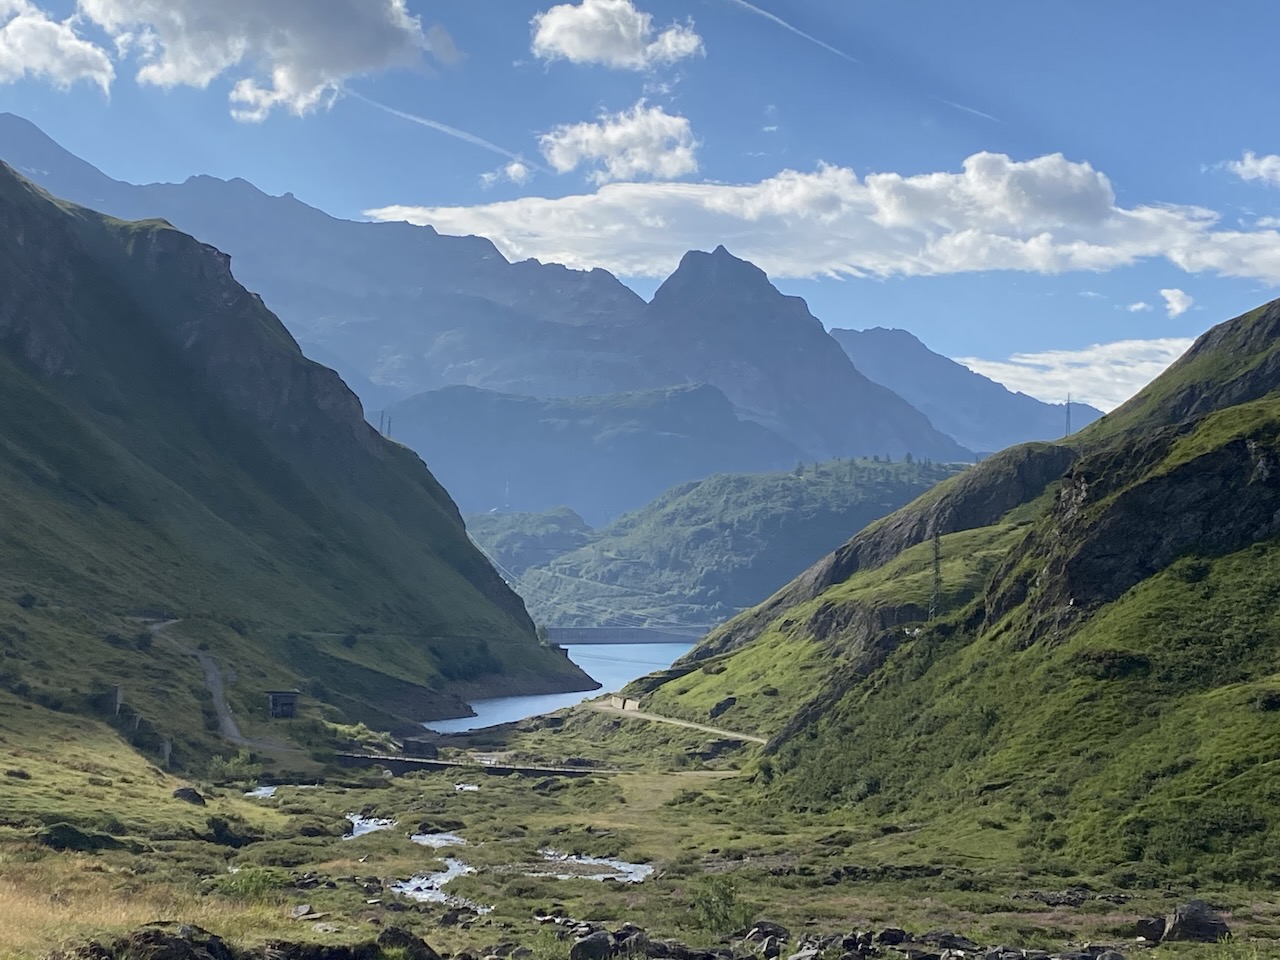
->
[
  {"left": 146, "top": 619, "right": 298, "bottom": 754},
  {"left": 586, "top": 701, "right": 768, "bottom": 744}
]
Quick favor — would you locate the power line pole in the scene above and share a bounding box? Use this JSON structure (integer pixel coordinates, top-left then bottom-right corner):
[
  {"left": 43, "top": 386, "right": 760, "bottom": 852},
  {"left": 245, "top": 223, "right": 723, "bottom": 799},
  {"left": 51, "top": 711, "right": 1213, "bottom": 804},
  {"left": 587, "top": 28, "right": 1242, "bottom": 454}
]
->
[
  {"left": 1065, "top": 392, "right": 1072, "bottom": 437},
  {"left": 929, "top": 528, "right": 942, "bottom": 621}
]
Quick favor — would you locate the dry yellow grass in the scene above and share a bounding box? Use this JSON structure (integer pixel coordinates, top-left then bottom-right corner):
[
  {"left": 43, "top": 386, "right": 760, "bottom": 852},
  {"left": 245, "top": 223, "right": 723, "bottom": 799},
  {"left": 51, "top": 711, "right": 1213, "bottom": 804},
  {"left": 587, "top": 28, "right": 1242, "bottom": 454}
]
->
[{"left": 0, "top": 851, "right": 288, "bottom": 959}]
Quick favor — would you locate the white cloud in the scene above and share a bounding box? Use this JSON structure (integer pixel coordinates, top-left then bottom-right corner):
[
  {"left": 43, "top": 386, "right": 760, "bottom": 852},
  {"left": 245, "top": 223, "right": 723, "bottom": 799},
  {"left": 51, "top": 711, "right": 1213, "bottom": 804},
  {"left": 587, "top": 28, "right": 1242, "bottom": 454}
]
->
[
  {"left": 531, "top": 0, "right": 702, "bottom": 70},
  {"left": 75, "top": 0, "right": 450, "bottom": 120},
  {"left": 1227, "top": 151, "right": 1280, "bottom": 188},
  {"left": 1256, "top": 216, "right": 1280, "bottom": 229},
  {"left": 481, "top": 159, "right": 533, "bottom": 188},
  {"left": 539, "top": 101, "right": 697, "bottom": 184},
  {"left": 1160, "top": 287, "right": 1193, "bottom": 318},
  {"left": 366, "top": 150, "right": 1280, "bottom": 284},
  {"left": 1126, "top": 301, "right": 1153, "bottom": 312},
  {"left": 0, "top": 0, "right": 113, "bottom": 92},
  {"left": 957, "top": 338, "right": 1194, "bottom": 412}
]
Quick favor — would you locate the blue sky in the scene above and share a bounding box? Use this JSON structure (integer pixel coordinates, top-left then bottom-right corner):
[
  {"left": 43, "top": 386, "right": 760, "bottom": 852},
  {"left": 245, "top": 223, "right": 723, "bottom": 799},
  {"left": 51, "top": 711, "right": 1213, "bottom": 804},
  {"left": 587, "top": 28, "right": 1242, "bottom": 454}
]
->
[{"left": 2, "top": 0, "right": 1280, "bottom": 409}]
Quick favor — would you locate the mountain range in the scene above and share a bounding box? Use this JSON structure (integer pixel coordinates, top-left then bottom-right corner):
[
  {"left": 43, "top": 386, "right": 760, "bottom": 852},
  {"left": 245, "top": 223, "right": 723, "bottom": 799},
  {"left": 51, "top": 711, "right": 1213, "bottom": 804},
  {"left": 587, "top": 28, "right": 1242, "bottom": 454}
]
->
[
  {"left": 0, "top": 161, "right": 590, "bottom": 761},
  {"left": 831, "top": 326, "right": 1103, "bottom": 453},
  {"left": 634, "top": 296, "right": 1280, "bottom": 881},
  {"left": 2, "top": 113, "right": 1089, "bottom": 493}
]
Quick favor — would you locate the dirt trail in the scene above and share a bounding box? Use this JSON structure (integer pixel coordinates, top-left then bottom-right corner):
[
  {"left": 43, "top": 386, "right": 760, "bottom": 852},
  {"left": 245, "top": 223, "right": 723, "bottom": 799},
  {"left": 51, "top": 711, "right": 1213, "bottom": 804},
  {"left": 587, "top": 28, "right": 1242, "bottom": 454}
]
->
[
  {"left": 146, "top": 620, "right": 298, "bottom": 753},
  {"left": 587, "top": 701, "right": 768, "bottom": 744}
]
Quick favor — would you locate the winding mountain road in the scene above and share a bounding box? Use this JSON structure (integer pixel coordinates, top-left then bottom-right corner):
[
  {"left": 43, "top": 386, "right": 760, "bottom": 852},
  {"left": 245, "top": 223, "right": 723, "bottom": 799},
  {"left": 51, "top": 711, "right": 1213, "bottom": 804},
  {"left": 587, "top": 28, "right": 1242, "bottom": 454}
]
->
[
  {"left": 146, "top": 619, "right": 297, "bottom": 753},
  {"left": 587, "top": 701, "right": 768, "bottom": 744}
]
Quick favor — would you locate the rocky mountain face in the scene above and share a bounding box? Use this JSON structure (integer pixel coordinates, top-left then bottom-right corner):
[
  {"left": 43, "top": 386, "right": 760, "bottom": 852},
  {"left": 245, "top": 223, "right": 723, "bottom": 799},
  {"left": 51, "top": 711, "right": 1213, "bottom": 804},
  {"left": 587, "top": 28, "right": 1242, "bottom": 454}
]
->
[
  {"left": 634, "top": 249, "right": 971, "bottom": 461},
  {"left": 0, "top": 114, "right": 971, "bottom": 467},
  {"left": 0, "top": 163, "right": 591, "bottom": 738},
  {"left": 389, "top": 383, "right": 799, "bottom": 524},
  {"left": 831, "top": 326, "right": 1103, "bottom": 453},
  {"left": 638, "top": 296, "right": 1280, "bottom": 882}
]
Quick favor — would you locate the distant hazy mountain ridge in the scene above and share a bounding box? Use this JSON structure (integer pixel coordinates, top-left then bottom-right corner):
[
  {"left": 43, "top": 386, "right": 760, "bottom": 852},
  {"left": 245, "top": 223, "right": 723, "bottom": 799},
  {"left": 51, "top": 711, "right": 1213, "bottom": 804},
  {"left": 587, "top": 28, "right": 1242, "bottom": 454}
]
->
[
  {"left": 0, "top": 113, "right": 970, "bottom": 468},
  {"left": 831, "top": 326, "right": 1103, "bottom": 453}
]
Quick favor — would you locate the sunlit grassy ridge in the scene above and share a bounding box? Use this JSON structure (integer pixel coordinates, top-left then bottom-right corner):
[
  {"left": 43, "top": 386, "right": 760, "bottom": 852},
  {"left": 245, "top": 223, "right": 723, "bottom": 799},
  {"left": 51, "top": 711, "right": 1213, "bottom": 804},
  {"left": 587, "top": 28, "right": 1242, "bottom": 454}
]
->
[{"left": 639, "top": 299, "right": 1280, "bottom": 883}]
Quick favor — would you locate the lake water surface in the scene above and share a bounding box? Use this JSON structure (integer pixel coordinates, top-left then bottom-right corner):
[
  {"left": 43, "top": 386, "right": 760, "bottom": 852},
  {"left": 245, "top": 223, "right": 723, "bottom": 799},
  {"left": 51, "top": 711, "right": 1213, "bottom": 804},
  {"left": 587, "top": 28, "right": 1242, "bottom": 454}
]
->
[{"left": 423, "top": 641, "right": 692, "bottom": 733}]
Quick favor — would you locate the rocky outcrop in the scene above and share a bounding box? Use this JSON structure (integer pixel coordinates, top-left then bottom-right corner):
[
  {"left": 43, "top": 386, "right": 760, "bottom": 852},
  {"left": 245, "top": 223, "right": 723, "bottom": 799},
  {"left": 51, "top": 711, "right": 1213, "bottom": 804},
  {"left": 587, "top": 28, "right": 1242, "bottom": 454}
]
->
[
  {"left": 1162, "top": 900, "right": 1231, "bottom": 943},
  {"left": 1099, "top": 297, "right": 1280, "bottom": 437},
  {"left": 983, "top": 422, "right": 1280, "bottom": 634},
  {"left": 687, "top": 441, "right": 1076, "bottom": 661},
  {"left": 634, "top": 247, "right": 971, "bottom": 462}
]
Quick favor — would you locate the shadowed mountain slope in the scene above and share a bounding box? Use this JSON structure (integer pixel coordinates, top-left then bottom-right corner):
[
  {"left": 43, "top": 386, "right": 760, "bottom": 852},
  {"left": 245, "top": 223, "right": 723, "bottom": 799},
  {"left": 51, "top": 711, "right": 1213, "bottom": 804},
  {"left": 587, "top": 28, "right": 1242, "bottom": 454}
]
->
[{"left": 0, "top": 164, "right": 591, "bottom": 757}]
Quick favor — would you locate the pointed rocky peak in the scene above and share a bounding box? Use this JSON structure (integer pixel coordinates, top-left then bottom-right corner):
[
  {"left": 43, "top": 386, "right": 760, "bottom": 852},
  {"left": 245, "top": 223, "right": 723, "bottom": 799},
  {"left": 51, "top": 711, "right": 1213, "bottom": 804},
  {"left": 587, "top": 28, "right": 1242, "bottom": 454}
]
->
[
  {"left": 845, "top": 326, "right": 928, "bottom": 348},
  {"left": 652, "top": 245, "right": 777, "bottom": 304}
]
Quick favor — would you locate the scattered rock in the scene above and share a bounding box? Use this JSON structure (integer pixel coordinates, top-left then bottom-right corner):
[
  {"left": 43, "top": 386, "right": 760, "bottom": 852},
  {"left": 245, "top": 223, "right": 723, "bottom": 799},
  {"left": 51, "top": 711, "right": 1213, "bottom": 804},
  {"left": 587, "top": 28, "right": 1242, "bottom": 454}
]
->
[
  {"left": 919, "top": 931, "right": 979, "bottom": 951},
  {"left": 36, "top": 822, "right": 125, "bottom": 853},
  {"left": 172, "top": 787, "right": 205, "bottom": 806},
  {"left": 1135, "top": 917, "right": 1166, "bottom": 942},
  {"left": 4, "top": 768, "right": 31, "bottom": 779},
  {"left": 876, "top": 929, "right": 909, "bottom": 946},
  {"left": 747, "top": 922, "right": 791, "bottom": 943},
  {"left": 289, "top": 905, "right": 314, "bottom": 920},
  {"left": 1164, "top": 900, "right": 1230, "bottom": 943},
  {"left": 570, "top": 931, "right": 614, "bottom": 960},
  {"left": 376, "top": 926, "right": 443, "bottom": 960},
  {"left": 708, "top": 697, "right": 737, "bottom": 720}
]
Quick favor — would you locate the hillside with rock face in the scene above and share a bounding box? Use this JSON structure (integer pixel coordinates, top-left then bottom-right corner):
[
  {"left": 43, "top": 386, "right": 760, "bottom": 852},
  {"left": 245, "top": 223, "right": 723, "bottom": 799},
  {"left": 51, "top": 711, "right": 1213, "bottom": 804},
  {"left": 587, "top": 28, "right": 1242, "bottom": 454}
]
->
[
  {"left": 388, "top": 383, "right": 799, "bottom": 524},
  {"left": 634, "top": 249, "right": 972, "bottom": 462},
  {"left": 638, "top": 296, "right": 1280, "bottom": 882},
  {"left": 831, "top": 326, "right": 1103, "bottom": 453},
  {"left": 0, "top": 163, "right": 591, "bottom": 752}
]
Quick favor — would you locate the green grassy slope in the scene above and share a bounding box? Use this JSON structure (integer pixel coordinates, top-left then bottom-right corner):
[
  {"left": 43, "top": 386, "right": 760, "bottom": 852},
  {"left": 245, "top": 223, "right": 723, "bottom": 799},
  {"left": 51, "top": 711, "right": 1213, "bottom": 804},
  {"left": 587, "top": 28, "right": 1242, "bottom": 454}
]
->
[
  {"left": 470, "top": 459, "right": 963, "bottom": 628},
  {"left": 639, "top": 298, "right": 1280, "bottom": 882},
  {"left": 0, "top": 164, "right": 589, "bottom": 760}
]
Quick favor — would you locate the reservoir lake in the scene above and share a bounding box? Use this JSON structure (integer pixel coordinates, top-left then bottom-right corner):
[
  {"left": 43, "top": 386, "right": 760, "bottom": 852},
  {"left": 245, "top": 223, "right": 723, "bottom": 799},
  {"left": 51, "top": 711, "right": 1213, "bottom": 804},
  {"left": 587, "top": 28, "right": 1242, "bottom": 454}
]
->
[{"left": 423, "top": 641, "right": 694, "bottom": 733}]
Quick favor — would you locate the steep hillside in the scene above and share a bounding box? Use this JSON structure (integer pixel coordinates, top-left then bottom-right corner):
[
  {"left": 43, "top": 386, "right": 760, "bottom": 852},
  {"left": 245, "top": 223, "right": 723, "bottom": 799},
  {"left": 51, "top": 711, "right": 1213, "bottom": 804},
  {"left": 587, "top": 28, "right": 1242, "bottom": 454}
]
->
[
  {"left": 831, "top": 326, "right": 1102, "bottom": 453},
  {"left": 639, "top": 298, "right": 1280, "bottom": 882},
  {"left": 0, "top": 164, "right": 591, "bottom": 763},
  {"left": 0, "top": 112, "right": 650, "bottom": 404},
  {"left": 636, "top": 249, "right": 972, "bottom": 461},
  {"left": 472, "top": 459, "right": 963, "bottom": 628},
  {"left": 388, "top": 383, "right": 799, "bottom": 524}
]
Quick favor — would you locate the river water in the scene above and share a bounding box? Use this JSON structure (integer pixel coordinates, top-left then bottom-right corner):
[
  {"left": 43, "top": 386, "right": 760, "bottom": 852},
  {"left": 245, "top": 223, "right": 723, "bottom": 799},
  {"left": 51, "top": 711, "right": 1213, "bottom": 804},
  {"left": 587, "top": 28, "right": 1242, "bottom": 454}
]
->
[{"left": 423, "top": 642, "right": 693, "bottom": 733}]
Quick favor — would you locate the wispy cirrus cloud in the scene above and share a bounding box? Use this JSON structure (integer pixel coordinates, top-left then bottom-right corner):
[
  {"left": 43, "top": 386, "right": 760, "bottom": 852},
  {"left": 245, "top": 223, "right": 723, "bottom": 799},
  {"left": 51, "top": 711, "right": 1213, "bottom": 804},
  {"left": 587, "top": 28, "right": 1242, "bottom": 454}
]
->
[{"left": 722, "top": 0, "right": 856, "bottom": 63}]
